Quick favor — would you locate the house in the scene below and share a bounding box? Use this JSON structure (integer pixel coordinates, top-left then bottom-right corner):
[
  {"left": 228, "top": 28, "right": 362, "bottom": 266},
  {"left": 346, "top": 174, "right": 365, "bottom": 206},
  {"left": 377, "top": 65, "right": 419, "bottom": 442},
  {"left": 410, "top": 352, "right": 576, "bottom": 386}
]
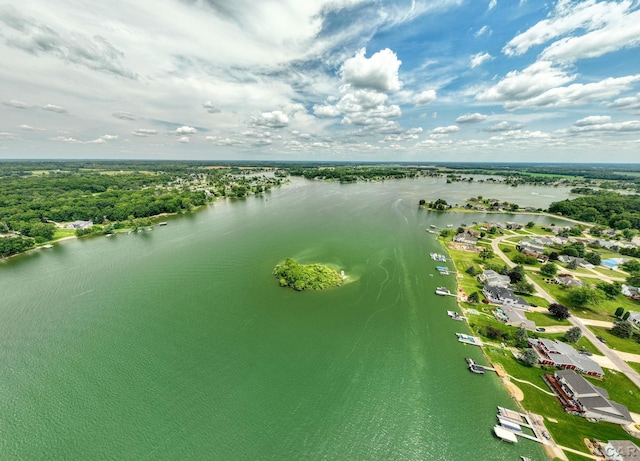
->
[
  {"left": 554, "top": 274, "right": 585, "bottom": 288},
  {"left": 482, "top": 286, "right": 529, "bottom": 309},
  {"left": 603, "top": 440, "right": 640, "bottom": 460},
  {"left": 529, "top": 338, "right": 604, "bottom": 377},
  {"left": 516, "top": 239, "right": 545, "bottom": 254},
  {"left": 521, "top": 248, "right": 549, "bottom": 263},
  {"left": 553, "top": 370, "right": 632, "bottom": 425},
  {"left": 66, "top": 220, "right": 93, "bottom": 230},
  {"left": 622, "top": 286, "right": 640, "bottom": 301},
  {"left": 453, "top": 232, "right": 478, "bottom": 245},
  {"left": 496, "top": 305, "right": 536, "bottom": 330},
  {"left": 477, "top": 270, "right": 511, "bottom": 288},
  {"left": 628, "top": 312, "right": 640, "bottom": 327},
  {"left": 506, "top": 222, "right": 523, "bottom": 230}
]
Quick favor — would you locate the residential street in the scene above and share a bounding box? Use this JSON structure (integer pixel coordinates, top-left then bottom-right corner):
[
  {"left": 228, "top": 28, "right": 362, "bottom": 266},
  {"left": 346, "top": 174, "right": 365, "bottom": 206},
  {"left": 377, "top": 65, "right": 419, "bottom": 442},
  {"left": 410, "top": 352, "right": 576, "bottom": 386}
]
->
[{"left": 489, "top": 234, "right": 640, "bottom": 389}]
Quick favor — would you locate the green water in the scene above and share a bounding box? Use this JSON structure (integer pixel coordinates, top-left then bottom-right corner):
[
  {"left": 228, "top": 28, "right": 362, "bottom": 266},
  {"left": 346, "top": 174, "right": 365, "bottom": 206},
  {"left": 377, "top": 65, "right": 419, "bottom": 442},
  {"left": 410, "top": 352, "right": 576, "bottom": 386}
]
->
[{"left": 0, "top": 178, "right": 570, "bottom": 460}]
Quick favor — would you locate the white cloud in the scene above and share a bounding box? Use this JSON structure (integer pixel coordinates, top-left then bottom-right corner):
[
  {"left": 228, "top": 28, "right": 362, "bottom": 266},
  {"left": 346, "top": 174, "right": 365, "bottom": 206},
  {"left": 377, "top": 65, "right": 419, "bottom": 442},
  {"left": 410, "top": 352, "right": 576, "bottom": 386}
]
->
[
  {"left": 203, "top": 101, "right": 221, "bottom": 113},
  {"left": 470, "top": 52, "right": 492, "bottom": 68},
  {"left": 341, "top": 48, "right": 402, "bottom": 92},
  {"left": 175, "top": 126, "right": 197, "bottom": 135},
  {"left": 132, "top": 129, "right": 158, "bottom": 137},
  {"left": 252, "top": 110, "right": 289, "bottom": 128},
  {"left": 177, "top": 136, "right": 190, "bottom": 143},
  {"left": 574, "top": 116, "right": 612, "bottom": 127},
  {"left": 483, "top": 121, "right": 524, "bottom": 132},
  {"left": 18, "top": 124, "right": 45, "bottom": 131},
  {"left": 608, "top": 93, "right": 640, "bottom": 112},
  {"left": 430, "top": 125, "right": 460, "bottom": 135},
  {"left": 50, "top": 136, "right": 80, "bottom": 144},
  {"left": 2, "top": 99, "right": 32, "bottom": 109},
  {"left": 477, "top": 61, "right": 575, "bottom": 104},
  {"left": 414, "top": 89, "right": 437, "bottom": 106},
  {"left": 455, "top": 113, "right": 488, "bottom": 124},
  {"left": 488, "top": 129, "right": 549, "bottom": 141},
  {"left": 475, "top": 25, "right": 491, "bottom": 38},
  {"left": 488, "top": 0, "right": 497, "bottom": 10},
  {"left": 0, "top": 132, "right": 17, "bottom": 139},
  {"left": 503, "top": 0, "right": 634, "bottom": 57},
  {"left": 42, "top": 104, "right": 67, "bottom": 113},
  {"left": 50, "top": 134, "right": 117, "bottom": 144}
]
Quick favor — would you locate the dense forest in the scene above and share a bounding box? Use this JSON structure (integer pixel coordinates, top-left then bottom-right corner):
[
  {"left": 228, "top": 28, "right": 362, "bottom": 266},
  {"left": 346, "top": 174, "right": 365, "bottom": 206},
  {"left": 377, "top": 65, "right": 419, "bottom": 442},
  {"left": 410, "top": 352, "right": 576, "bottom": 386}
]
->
[
  {"left": 0, "top": 161, "right": 282, "bottom": 257},
  {"left": 547, "top": 191, "right": 640, "bottom": 230},
  {"left": 287, "top": 165, "right": 438, "bottom": 182}
]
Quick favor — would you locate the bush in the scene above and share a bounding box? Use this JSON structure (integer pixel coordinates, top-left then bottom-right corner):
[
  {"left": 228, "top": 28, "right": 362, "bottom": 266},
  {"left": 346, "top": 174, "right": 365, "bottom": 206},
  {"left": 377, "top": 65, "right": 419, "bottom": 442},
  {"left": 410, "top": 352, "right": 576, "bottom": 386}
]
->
[
  {"left": 549, "top": 303, "right": 570, "bottom": 319},
  {"left": 611, "top": 321, "right": 633, "bottom": 339}
]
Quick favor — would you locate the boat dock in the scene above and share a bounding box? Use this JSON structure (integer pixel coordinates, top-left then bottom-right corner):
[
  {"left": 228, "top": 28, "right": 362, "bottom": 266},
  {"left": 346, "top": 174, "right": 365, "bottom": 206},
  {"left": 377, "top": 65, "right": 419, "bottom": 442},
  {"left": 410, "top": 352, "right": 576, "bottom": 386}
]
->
[
  {"left": 494, "top": 407, "right": 550, "bottom": 445},
  {"left": 456, "top": 333, "right": 483, "bottom": 347}
]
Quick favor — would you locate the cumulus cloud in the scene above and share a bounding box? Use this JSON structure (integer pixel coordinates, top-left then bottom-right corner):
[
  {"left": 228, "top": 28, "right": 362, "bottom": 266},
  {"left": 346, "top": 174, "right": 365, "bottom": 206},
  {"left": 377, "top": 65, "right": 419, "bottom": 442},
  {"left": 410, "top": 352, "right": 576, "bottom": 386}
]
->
[
  {"left": 112, "top": 111, "right": 137, "bottom": 120},
  {"left": 574, "top": 115, "right": 612, "bottom": 127},
  {"left": 42, "top": 104, "right": 68, "bottom": 113},
  {"left": 177, "top": 136, "right": 190, "bottom": 143},
  {"left": 2, "top": 99, "right": 32, "bottom": 109},
  {"left": 50, "top": 136, "right": 80, "bottom": 143},
  {"left": 414, "top": 89, "right": 437, "bottom": 106},
  {"left": 488, "top": 129, "right": 549, "bottom": 141},
  {"left": 203, "top": 100, "right": 222, "bottom": 113},
  {"left": 252, "top": 110, "right": 289, "bottom": 128},
  {"left": 455, "top": 113, "right": 488, "bottom": 124},
  {"left": 381, "top": 127, "right": 423, "bottom": 143},
  {"left": 430, "top": 125, "right": 460, "bottom": 135},
  {"left": 470, "top": 52, "right": 492, "bottom": 68},
  {"left": 341, "top": 48, "right": 402, "bottom": 92},
  {"left": 483, "top": 121, "right": 524, "bottom": 132},
  {"left": 488, "top": 0, "right": 497, "bottom": 10},
  {"left": 568, "top": 117, "right": 640, "bottom": 133},
  {"left": 132, "top": 129, "right": 158, "bottom": 137},
  {"left": 608, "top": 93, "right": 640, "bottom": 112},
  {"left": 0, "top": 132, "right": 17, "bottom": 140},
  {"left": 175, "top": 126, "right": 197, "bottom": 135},
  {"left": 0, "top": 5, "right": 136, "bottom": 79},
  {"left": 477, "top": 61, "right": 575, "bottom": 104},
  {"left": 50, "top": 134, "right": 117, "bottom": 144}
]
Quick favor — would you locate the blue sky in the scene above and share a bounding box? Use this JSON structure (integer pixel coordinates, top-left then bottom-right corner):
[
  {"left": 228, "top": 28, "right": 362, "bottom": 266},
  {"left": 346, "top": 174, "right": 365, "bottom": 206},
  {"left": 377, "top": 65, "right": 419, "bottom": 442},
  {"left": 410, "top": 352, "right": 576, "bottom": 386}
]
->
[{"left": 1, "top": 0, "right": 639, "bottom": 162}]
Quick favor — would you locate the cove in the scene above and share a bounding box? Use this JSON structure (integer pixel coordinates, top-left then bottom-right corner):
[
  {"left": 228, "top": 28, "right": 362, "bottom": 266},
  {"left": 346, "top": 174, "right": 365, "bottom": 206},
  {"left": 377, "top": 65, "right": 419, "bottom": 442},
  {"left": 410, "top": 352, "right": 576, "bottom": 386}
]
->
[{"left": 0, "top": 177, "right": 573, "bottom": 460}]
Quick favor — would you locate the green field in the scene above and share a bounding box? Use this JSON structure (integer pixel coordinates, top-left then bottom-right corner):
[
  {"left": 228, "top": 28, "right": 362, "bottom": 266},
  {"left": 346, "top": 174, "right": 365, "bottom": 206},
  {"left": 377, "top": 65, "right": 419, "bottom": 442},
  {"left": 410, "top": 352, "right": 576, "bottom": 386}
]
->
[
  {"left": 525, "top": 311, "right": 570, "bottom": 326},
  {"left": 587, "top": 326, "right": 640, "bottom": 355}
]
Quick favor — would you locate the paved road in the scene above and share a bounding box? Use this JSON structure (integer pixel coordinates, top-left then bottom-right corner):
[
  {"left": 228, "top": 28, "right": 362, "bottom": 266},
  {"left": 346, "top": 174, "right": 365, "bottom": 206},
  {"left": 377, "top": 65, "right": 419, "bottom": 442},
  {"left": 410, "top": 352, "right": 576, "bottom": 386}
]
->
[{"left": 490, "top": 234, "right": 640, "bottom": 389}]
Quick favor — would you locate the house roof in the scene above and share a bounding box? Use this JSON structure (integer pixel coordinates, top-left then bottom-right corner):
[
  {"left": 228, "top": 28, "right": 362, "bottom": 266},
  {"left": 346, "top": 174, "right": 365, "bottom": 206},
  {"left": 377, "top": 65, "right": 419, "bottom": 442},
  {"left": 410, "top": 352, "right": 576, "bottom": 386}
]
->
[
  {"left": 536, "top": 340, "right": 604, "bottom": 376},
  {"left": 556, "top": 370, "right": 632, "bottom": 423}
]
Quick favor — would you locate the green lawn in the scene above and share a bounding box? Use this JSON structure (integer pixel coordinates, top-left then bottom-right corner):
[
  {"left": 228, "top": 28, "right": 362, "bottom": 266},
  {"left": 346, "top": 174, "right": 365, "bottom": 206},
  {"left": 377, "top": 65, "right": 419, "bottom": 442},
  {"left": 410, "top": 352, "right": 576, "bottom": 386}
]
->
[
  {"left": 587, "top": 326, "right": 640, "bottom": 355},
  {"left": 525, "top": 311, "right": 570, "bottom": 326},
  {"left": 628, "top": 361, "right": 640, "bottom": 374},
  {"left": 52, "top": 228, "right": 76, "bottom": 240},
  {"left": 484, "top": 348, "right": 640, "bottom": 455}
]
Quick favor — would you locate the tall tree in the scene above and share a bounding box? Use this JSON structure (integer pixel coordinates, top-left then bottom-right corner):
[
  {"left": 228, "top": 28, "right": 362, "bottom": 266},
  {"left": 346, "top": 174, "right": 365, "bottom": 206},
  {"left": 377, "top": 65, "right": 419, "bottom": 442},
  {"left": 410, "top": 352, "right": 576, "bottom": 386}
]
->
[{"left": 565, "top": 327, "right": 582, "bottom": 343}]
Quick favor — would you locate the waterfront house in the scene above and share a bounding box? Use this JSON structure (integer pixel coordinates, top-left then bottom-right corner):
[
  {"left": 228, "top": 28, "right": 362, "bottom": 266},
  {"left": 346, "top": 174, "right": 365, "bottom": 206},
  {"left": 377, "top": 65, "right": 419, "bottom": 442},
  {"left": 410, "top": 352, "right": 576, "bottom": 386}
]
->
[
  {"left": 506, "top": 222, "right": 523, "bottom": 230},
  {"left": 482, "top": 286, "right": 529, "bottom": 309},
  {"left": 453, "top": 232, "right": 478, "bottom": 245},
  {"left": 477, "top": 270, "right": 511, "bottom": 288},
  {"left": 496, "top": 305, "right": 536, "bottom": 330},
  {"left": 529, "top": 339, "right": 603, "bottom": 377},
  {"left": 66, "top": 220, "right": 93, "bottom": 230},
  {"left": 553, "top": 370, "right": 632, "bottom": 425}
]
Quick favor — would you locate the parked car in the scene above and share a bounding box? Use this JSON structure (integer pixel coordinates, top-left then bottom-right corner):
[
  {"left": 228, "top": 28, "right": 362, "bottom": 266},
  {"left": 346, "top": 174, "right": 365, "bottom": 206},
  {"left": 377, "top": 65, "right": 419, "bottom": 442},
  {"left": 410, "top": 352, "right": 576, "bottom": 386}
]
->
[
  {"left": 596, "top": 336, "right": 607, "bottom": 344},
  {"left": 579, "top": 350, "right": 593, "bottom": 356},
  {"left": 535, "top": 327, "right": 546, "bottom": 332}
]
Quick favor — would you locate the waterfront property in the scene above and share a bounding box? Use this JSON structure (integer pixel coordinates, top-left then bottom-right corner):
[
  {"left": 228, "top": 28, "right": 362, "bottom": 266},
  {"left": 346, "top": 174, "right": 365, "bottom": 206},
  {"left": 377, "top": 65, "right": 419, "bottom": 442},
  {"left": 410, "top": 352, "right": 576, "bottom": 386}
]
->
[
  {"left": 529, "top": 338, "right": 604, "bottom": 377},
  {"left": 477, "top": 269, "right": 511, "bottom": 288},
  {"left": 545, "top": 370, "right": 632, "bottom": 425},
  {"left": 482, "top": 285, "right": 530, "bottom": 309},
  {"left": 456, "top": 333, "right": 483, "bottom": 346},
  {"left": 494, "top": 306, "right": 536, "bottom": 330}
]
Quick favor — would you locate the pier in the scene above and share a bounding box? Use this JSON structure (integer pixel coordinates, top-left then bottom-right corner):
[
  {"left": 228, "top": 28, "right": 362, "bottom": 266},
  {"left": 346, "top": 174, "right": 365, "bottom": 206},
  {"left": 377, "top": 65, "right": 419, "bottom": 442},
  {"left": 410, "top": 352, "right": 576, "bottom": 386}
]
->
[{"left": 495, "top": 407, "right": 551, "bottom": 445}]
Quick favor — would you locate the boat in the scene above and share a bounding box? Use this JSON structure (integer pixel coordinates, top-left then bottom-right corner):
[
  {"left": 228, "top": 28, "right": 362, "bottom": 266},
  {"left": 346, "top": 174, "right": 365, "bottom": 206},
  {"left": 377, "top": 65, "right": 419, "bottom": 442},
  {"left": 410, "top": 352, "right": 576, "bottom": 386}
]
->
[
  {"left": 158, "top": 221, "right": 167, "bottom": 226},
  {"left": 426, "top": 229, "right": 436, "bottom": 234},
  {"left": 446, "top": 224, "right": 453, "bottom": 228},
  {"left": 340, "top": 270, "right": 346, "bottom": 279},
  {"left": 447, "top": 310, "right": 464, "bottom": 320},
  {"left": 521, "top": 457, "right": 532, "bottom": 461},
  {"left": 435, "top": 265, "right": 448, "bottom": 272},
  {"left": 498, "top": 417, "right": 522, "bottom": 432},
  {"left": 42, "top": 244, "right": 53, "bottom": 249},
  {"left": 429, "top": 224, "right": 438, "bottom": 228},
  {"left": 470, "top": 364, "right": 486, "bottom": 374},
  {"left": 435, "top": 287, "right": 451, "bottom": 296},
  {"left": 493, "top": 425, "right": 518, "bottom": 443}
]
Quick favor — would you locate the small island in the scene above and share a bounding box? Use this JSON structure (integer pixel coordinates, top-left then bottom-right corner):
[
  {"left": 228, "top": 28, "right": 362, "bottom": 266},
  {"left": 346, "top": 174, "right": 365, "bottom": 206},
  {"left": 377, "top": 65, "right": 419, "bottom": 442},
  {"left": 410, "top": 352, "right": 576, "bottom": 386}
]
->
[{"left": 273, "top": 258, "right": 344, "bottom": 291}]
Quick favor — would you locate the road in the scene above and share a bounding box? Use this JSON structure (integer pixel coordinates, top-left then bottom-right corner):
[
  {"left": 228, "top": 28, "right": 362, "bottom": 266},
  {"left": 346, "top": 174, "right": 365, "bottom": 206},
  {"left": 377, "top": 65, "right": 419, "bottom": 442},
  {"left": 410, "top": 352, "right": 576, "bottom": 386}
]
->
[{"left": 490, "top": 234, "right": 640, "bottom": 389}]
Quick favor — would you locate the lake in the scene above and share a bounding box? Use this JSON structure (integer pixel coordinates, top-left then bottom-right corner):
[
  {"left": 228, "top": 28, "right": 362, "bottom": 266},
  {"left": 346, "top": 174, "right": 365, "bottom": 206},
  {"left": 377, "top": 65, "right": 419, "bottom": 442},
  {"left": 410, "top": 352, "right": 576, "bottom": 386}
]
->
[{"left": 0, "top": 177, "right": 574, "bottom": 460}]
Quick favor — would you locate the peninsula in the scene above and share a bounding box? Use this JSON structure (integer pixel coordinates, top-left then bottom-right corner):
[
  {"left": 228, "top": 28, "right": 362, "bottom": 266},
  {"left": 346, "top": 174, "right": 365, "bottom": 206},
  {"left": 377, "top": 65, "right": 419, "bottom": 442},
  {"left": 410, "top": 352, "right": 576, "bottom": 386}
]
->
[{"left": 273, "top": 258, "right": 344, "bottom": 291}]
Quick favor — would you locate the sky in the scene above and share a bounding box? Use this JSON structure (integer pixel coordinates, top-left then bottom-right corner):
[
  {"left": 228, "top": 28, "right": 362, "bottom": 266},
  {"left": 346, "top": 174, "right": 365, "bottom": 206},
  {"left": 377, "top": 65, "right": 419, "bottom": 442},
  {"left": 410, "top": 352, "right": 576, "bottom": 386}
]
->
[{"left": 1, "top": 0, "right": 640, "bottom": 163}]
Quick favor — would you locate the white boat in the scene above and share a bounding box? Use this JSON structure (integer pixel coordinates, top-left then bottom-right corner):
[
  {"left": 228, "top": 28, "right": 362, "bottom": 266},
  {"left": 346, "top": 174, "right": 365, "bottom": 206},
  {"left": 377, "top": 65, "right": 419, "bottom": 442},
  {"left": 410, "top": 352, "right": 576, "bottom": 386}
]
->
[
  {"left": 42, "top": 244, "right": 53, "bottom": 249},
  {"left": 435, "top": 287, "right": 451, "bottom": 296},
  {"left": 493, "top": 425, "right": 518, "bottom": 443},
  {"left": 447, "top": 311, "right": 464, "bottom": 320},
  {"left": 158, "top": 222, "right": 167, "bottom": 226}
]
